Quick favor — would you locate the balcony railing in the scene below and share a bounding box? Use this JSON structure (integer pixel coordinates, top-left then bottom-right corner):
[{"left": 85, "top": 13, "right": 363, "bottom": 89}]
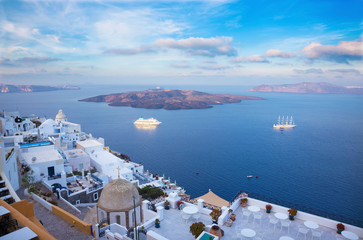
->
[
  {"left": 48, "top": 174, "right": 62, "bottom": 181},
  {"left": 230, "top": 190, "right": 363, "bottom": 228}
]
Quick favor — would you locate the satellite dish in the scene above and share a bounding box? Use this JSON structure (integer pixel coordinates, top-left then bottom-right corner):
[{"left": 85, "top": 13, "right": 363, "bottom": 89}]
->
[{"left": 15, "top": 117, "right": 22, "bottom": 123}]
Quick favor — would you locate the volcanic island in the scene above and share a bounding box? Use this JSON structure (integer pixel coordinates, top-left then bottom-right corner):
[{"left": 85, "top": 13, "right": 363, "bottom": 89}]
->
[{"left": 79, "top": 89, "right": 263, "bottom": 110}]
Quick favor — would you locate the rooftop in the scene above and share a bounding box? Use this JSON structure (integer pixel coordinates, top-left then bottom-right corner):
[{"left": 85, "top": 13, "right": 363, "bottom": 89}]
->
[
  {"left": 22, "top": 149, "right": 63, "bottom": 164},
  {"left": 149, "top": 204, "right": 361, "bottom": 240},
  {"left": 76, "top": 139, "right": 103, "bottom": 148},
  {"left": 63, "top": 149, "right": 88, "bottom": 159}
]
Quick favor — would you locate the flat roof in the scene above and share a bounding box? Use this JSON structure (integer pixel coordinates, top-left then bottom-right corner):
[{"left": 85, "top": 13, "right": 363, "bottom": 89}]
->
[
  {"left": 63, "top": 149, "right": 88, "bottom": 159},
  {"left": 22, "top": 150, "right": 63, "bottom": 164},
  {"left": 90, "top": 150, "right": 120, "bottom": 165},
  {"left": 77, "top": 139, "right": 103, "bottom": 148}
]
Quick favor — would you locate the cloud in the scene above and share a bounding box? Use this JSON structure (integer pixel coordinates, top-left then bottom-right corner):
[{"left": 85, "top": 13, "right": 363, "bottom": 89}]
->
[
  {"left": 265, "top": 49, "right": 295, "bottom": 58},
  {"left": 327, "top": 69, "right": 361, "bottom": 75},
  {"left": 301, "top": 39, "right": 363, "bottom": 63},
  {"left": 0, "top": 57, "right": 62, "bottom": 67},
  {"left": 170, "top": 61, "right": 191, "bottom": 68},
  {"left": 232, "top": 55, "right": 269, "bottom": 63},
  {"left": 0, "top": 58, "right": 15, "bottom": 66},
  {"left": 154, "top": 37, "right": 237, "bottom": 57},
  {"left": 293, "top": 68, "right": 323, "bottom": 74},
  {"left": 198, "top": 64, "right": 229, "bottom": 70},
  {"left": 104, "top": 46, "right": 154, "bottom": 55}
]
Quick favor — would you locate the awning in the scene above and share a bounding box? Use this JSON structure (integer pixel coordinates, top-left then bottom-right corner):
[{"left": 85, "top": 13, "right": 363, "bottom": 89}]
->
[{"left": 193, "top": 190, "right": 230, "bottom": 208}]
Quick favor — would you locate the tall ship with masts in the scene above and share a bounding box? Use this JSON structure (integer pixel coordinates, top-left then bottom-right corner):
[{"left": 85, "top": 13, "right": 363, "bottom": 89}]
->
[{"left": 273, "top": 116, "right": 296, "bottom": 129}]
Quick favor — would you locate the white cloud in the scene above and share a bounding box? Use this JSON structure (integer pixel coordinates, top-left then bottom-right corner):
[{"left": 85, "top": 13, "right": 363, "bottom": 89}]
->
[
  {"left": 293, "top": 68, "right": 323, "bottom": 74},
  {"left": 301, "top": 39, "right": 363, "bottom": 63},
  {"left": 154, "top": 37, "right": 236, "bottom": 57},
  {"left": 265, "top": 49, "right": 295, "bottom": 58},
  {"left": 232, "top": 55, "right": 269, "bottom": 63}
]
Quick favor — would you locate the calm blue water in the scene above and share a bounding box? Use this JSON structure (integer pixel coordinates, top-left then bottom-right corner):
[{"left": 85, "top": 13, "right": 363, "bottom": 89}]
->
[{"left": 1, "top": 85, "right": 362, "bottom": 220}]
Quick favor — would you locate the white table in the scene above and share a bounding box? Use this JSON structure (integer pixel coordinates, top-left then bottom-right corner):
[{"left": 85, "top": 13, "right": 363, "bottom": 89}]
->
[
  {"left": 342, "top": 231, "right": 359, "bottom": 240},
  {"left": 182, "top": 206, "right": 198, "bottom": 215},
  {"left": 304, "top": 220, "right": 319, "bottom": 229},
  {"left": 248, "top": 206, "right": 260, "bottom": 212},
  {"left": 275, "top": 212, "right": 288, "bottom": 220},
  {"left": 241, "top": 228, "right": 256, "bottom": 238},
  {"left": 279, "top": 236, "right": 294, "bottom": 240}
]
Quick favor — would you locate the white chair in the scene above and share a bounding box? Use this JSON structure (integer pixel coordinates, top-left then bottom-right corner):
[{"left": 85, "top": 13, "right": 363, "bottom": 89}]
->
[
  {"left": 192, "top": 213, "right": 200, "bottom": 222},
  {"left": 233, "top": 227, "right": 242, "bottom": 240},
  {"left": 182, "top": 212, "right": 191, "bottom": 223},
  {"left": 254, "top": 232, "right": 264, "bottom": 240},
  {"left": 296, "top": 227, "right": 309, "bottom": 240},
  {"left": 311, "top": 230, "right": 322, "bottom": 240},
  {"left": 280, "top": 219, "right": 291, "bottom": 233},
  {"left": 253, "top": 212, "right": 262, "bottom": 226},
  {"left": 268, "top": 215, "right": 279, "bottom": 231},
  {"left": 243, "top": 210, "right": 252, "bottom": 223}
]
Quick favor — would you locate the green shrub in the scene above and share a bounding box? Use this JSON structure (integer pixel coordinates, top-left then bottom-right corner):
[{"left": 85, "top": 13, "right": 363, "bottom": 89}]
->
[{"left": 137, "top": 185, "right": 164, "bottom": 201}]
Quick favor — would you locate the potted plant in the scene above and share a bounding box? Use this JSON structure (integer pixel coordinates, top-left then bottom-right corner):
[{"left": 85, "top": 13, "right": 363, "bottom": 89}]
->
[
  {"left": 209, "top": 225, "right": 222, "bottom": 238},
  {"left": 266, "top": 204, "right": 272, "bottom": 213},
  {"left": 155, "top": 218, "right": 160, "bottom": 228},
  {"left": 189, "top": 222, "right": 205, "bottom": 239},
  {"left": 288, "top": 208, "right": 297, "bottom": 220},
  {"left": 177, "top": 201, "right": 184, "bottom": 210},
  {"left": 164, "top": 200, "right": 170, "bottom": 210},
  {"left": 241, "top": 198, "right": 248, "bottom": 207},
  {"left": 337, "top": 223, "right": 345, "bottom": 234},
  {"left": 209, "top": 209, "right": 222, "bottom": 224},
  {"left": 228, "top": 209, "right": 236, "bottom": 221}
]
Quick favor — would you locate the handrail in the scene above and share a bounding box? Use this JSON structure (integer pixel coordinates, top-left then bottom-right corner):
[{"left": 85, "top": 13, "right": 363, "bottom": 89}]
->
[{"left": 230, "top": 190, "right": 363, "bottom": 228}]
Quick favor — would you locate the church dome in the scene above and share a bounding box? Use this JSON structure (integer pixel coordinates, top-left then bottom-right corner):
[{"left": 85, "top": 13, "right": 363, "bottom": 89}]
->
[
  {"left": 55, "top": 109, "right": 67, "bottom": 122},
  {"left": 97, "top": 179, "right": 141, "bottom": 212}
]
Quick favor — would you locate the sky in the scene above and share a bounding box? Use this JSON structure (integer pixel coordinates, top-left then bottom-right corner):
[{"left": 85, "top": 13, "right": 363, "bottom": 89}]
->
[{"left": 0, "top": 0, "right": 362, "bottom": 86}]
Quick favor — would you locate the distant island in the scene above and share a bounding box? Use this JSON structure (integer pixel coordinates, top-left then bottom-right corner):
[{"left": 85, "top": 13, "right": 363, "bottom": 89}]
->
[
  {"left": 79, "top": 89, "right": 263, "bottom": 110},
  {"left": 0, "top": 84, "right": 80, "bottom": 93},
  {"left": 249, "top": 82, "right": 363, "bottom": 94}
]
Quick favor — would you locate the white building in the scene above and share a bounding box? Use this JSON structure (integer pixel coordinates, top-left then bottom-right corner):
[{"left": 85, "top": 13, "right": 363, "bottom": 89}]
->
[
  {"left": 0, "top": 111, "right": 35, "bottom": 136},
  {"left": 63, "top": 148, "right": 91, "bottom": 172},
  {"left": 0, "top": 139, "right": 20, "bottom": 191},
  {"left": 33, "top": 110, "right": 81, "bottom": 149},
  {"left": 76, "top": 138, "right": 104, "bottom": 154},
  {"left": 19, "top": 141, "right": 66, "bottom": 187},
  {"left": 88, "top": 150, "right": 133, "bottom": 181}
]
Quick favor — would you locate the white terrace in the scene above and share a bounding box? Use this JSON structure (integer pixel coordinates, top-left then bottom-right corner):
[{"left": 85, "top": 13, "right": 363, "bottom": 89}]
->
[{"left": 146, "top": 196, "right": 362, "bottom": 240}]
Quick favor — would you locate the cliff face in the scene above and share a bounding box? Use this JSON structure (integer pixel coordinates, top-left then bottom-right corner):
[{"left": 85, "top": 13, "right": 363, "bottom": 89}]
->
[
  {"left": 0, "top": 84, "right": 80, "bottom": 93},
  {"left": 80, "top": 89, "right": 263, "bottom": 110},
  {"left": 249, "top": 82, "right": 363, "bottom": 94}
]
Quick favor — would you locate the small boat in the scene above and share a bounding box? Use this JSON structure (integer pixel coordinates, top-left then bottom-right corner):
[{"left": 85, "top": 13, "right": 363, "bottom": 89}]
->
[{"left": 247, "top": 175, "right": 253, "bottom": 178}]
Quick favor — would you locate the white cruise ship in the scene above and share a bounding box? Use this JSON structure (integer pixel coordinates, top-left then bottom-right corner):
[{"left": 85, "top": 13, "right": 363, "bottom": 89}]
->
[
  {"left": 273, "top": 116, "right": 296, "bottom": 129},
  {"left": 133, "top": 117, "right": 161, "bottom": 126}
]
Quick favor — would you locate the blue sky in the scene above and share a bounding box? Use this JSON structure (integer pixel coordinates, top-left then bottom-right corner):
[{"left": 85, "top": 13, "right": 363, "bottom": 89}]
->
[{"left": 0, "top": 0, "right": 362, "bottom": 86}]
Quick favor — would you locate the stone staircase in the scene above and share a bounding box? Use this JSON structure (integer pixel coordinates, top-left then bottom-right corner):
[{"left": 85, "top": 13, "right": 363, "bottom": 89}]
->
[{"left": 0, "top": 176, "right": 15, "bottom": 204}]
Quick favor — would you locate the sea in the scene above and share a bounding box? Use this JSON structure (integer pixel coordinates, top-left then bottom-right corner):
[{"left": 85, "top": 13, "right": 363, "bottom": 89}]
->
[{"left": 1, "top": 85, "right": 362, "bottom": 221}]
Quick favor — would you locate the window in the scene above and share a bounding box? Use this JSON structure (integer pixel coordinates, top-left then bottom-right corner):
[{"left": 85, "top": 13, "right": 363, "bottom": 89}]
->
[
  {"left": 116, "top": 215, "right": 121, "bottom": 224},
  {"left": 93, "top": 192, "right": 99, "bottom": 201},
  {"left": 76, "top": 200, "right": 80, "bottom": 205}
]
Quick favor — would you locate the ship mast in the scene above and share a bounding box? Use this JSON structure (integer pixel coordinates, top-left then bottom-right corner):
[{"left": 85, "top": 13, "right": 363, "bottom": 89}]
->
[
  {"left": 281, "top": 116, "right": 284, "bottom": 125},
  {"left": 278, "top": 116, "right": 280, "bottom": 125},
  {"left": 285, "top": 116, "right": 288, "bottom": 125}
]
